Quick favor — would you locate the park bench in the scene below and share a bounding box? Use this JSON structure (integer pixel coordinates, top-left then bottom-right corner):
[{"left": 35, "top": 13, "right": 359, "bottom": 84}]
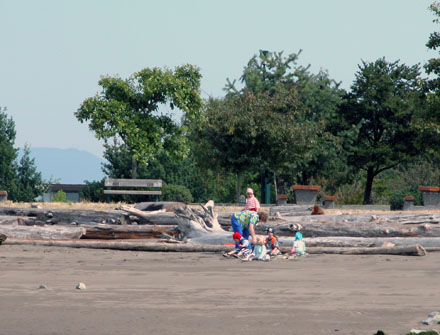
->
[{"left": 104, "top": 178, "right": 162, "bottom": 199}]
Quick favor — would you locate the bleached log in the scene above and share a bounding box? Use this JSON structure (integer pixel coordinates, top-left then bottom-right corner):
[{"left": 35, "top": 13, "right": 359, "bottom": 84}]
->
[
  {"left": 300, "top": 236, "right": 440, "bottom": 249},
  {"left": 284, "top": 244, "right": 426, "bottom": 256},
  {"left": 3, "top": 239, "right": 427, "bottom": 256},
  {"left": 0, "top": 225, "right": 85, "bottom": 239},
  {"left": 4, "top": 238, "right": 233, "bottom": 252}
]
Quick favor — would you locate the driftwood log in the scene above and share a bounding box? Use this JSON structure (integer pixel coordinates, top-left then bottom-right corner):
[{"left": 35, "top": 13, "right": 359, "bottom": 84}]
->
[
  {"left": 81, "top": 224, "right": 178, "bottom": 239},
  {"left": 0, "top": 225, "right": 85, "bottom": 239},
  {"left": 3, "top": 238, "right": 427, "bottom": 256}
]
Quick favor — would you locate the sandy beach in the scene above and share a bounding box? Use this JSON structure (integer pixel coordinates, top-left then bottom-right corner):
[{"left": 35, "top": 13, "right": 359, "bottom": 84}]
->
[{"left": 0, "top": 245, "right": 439, "bottom": 335}]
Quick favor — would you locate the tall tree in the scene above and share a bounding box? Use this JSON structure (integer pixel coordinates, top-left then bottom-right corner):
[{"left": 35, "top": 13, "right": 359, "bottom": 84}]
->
[
  {"left": 75, "top": 65, "right": 202, "bottom": 178},
  {"left": 0, "top": 106, "right": 18, "bottom": 192},
  {"left": 224, "top": 51, "right": 344, "bottom": 197},
  {"left": 416, "top": 2, "right": 440, "bottom": 160},
  {"left": 336, "top": 58, "right": 424, "bottom": 204},
  {"left": 11, "top": 144, "right": 44, "bottom": 202}
]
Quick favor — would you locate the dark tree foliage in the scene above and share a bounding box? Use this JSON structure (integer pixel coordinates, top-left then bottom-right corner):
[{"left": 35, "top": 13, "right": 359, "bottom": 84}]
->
[
  {"left": 0, "top": 107, "right": 17, "bottom": 192},
  {"left": 336, "top": 58, "right": 424, "bottom": 204}
]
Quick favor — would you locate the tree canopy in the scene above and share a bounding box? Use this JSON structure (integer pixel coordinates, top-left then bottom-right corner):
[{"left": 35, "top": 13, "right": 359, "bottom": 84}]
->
[
  {"left": 75, "top": 65, "right": 203, "bottom": 178},
  {"left": 335, "top": 58, "right": 424, "bottom": 204}
]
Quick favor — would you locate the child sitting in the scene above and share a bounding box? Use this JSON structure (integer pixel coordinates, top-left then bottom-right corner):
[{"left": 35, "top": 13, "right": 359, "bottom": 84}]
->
[
  {"left": 290, "top": 231, "right": 306, "bottom": 258},
  {"left": 265, "top": 227, "right": 280, "bottom": 257},
  {"left": 224, "top": 232, "right": 251, "bottom": 258},
  {"left": 243, "top": 235, "right": 270, "bottom": 261}
]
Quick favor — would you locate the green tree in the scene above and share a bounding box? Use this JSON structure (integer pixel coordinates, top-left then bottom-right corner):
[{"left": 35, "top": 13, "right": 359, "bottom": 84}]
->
[
  {"left": 198, "top": 51, "right": 343, "bottom": 201},
  {"left": 11, "top": 144, "right": 44, "bottom": 202},
  {"left": 415, "top": 2, "right": 440, "bottom": 161},
  {"left": 0, "top": 107, "right": 18, "bottom": 193},
  {"left": 336, "top": 58, "right": 424, "bottom": 204},
  {"left": 75, "top": 65, "right": 203, "bottom": 178}
]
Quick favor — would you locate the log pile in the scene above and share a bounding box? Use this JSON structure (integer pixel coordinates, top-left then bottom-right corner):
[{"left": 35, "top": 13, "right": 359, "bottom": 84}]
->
[{"left": 1, "top": 203, "right": 440, "bottom": 256}]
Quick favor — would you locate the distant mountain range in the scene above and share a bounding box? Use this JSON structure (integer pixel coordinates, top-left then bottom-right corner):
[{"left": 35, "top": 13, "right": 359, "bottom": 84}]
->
[{"left": 18, "top": 147, "right": 105, "bottom": 184}]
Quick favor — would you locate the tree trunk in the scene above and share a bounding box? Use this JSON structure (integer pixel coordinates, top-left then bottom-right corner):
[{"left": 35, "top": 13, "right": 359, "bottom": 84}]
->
[
  {"left": 363, "top": 167, "right": 375, "bottom": 204},
  {"left": 131, "top": 158, "right": 138, "bottom": 179},
  {"left": 236, "top": 170, "right": 242, "bottom": 203}
]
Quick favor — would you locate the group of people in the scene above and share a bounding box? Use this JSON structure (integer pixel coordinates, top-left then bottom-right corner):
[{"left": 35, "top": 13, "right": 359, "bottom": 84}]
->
[{"left": 224, "top": 188, "right": 306, "bottom": 261}]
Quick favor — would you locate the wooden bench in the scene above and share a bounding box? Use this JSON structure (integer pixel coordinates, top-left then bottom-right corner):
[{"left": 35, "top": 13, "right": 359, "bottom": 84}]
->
[{"left": 104, "top": 179, "right": 162, "bottom": 198}]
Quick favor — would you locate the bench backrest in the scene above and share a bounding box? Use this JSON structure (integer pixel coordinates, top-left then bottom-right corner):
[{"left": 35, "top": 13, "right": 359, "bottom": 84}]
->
[
  {"left": 104, "top": 178, "right": 162, "bottom": 188},
  {"left": 104, "top": 178, "right": 162, "bottom": 196}
]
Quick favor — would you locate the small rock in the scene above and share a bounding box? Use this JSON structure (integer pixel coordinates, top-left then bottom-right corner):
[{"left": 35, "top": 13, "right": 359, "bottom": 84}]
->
[
  {"left": 370, "top": 215, "right": 378, "bottom": 221},
  {"left": 46, "top": 211, "right": 53, "bottom": 218},
  {"left": 31, "top": 204, "right": 41, "bottom": 209},
  {"left": 422, "top": 311, "right": 440, "bottom": 325},
  {"left": 76, "top": 282, "right": 86, "bottom": 290},
  {"left": 38, "top": 284, "right": 48, "bottom": 289}
]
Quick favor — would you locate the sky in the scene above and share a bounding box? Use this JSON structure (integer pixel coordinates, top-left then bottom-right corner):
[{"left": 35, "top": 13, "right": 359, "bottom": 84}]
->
[{"left": 0, "top": 0, "right": 437, "bottom": 159}]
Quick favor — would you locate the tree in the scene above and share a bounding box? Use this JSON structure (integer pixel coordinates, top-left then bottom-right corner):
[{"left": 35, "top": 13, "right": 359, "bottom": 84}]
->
[
  {"left": 415, "top": 2, "right": 440, "bottom": 160},
  {"left": 219, "top": 51, "right": 343, "bottom": 199},
  {"left": 0, "top": 106, "right": 17, "bottom": 192},
  {"left": 336, "top": 58, "right": 424, "bottom": 204},
  {"left": 75, "top": 65, "right": 203, "bottom": 178},
  {"left": 11, "top": 144, "right": 44, "bottom": 202}
]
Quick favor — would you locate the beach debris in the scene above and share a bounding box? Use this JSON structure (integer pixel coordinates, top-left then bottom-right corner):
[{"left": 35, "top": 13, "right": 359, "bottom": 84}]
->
[
  {"left": 38, "top": 284, "right": 48, "bottom": 289},
  {"left": 311, "top": 205, "right": 324, "bottom": 215},
  {"left": 76, "top": 282, "right": 86, "bottom": 290},
  {"left": 0, "top": 233, "right": 6, "bottom": 245},
  {"left": 422, "top": 311, "right": 440, "bottom": 325}
]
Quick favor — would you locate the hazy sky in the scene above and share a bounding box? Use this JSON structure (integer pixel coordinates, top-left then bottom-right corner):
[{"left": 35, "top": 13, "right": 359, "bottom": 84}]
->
[{"left": 1, "top": 0, "right": 437, "bottom": 158}]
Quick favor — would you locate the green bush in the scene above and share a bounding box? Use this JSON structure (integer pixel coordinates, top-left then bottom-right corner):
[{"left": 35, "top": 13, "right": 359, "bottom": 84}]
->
[
  {"left": 80, "top": 179, "right": 106, "bottom": 202},
  {"left": 161, "top": 184, "right": 193, "bottom": 203},
  {"left": 52, "top": 190, "right": 67, "bottom": 203}
]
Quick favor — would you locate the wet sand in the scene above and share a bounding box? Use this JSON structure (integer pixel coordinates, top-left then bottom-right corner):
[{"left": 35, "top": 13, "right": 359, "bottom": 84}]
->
[{"left": 0, "top": 244, "right": 439, "bottom": 335}]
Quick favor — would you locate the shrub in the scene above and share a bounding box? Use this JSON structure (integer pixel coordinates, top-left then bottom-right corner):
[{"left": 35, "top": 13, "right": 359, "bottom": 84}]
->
[
  {"left": 52, "top": 190, "right": 67, "bottom": 203},
  {"left": 161, "top": 184, "right": 193, "bottom": 203},
  {"left": 81, "top": 179, "right": 106, "bottom": 202}
]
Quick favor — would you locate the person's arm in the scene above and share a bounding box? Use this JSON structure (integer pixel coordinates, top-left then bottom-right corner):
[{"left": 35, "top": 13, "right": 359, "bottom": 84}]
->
[{"left": 249, "top": 223, "right": 256, "bottom": 245}]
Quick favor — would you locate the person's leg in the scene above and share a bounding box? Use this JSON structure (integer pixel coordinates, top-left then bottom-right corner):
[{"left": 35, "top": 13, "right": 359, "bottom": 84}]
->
[
  {"left": 242, "top": 228, "right": 252, "bottom": 250},
  {"left": 231, "top": 216, "right": 242, "bottom": 250}
]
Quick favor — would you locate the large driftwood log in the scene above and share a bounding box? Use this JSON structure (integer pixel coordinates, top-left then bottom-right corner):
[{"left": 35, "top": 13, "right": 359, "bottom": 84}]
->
[
  {"left": 4, "top": 238, "right": 231, "bottom": 252},
  {"left": 281, "top": 244, "right": 427, "bottom": 256},
  {"left": 3, "top": 238, "right": 427, "bottom": 256},
  {"left": 81, "top": 224, "right": 178, "bottom": 239},
  {"left": 301, "top": 236, "right": 440, "bottom": 248},
  {"left": 0, "top": 225, "right": 85, "bottom": 239},
  {"left": 0, "top": 207, "right": 128, "bottom": 226}
]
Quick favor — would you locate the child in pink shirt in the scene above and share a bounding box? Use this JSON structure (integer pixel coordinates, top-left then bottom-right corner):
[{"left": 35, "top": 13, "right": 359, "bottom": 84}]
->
[{"left": 244, "top": 188, "right": 260, "bottom": 212}]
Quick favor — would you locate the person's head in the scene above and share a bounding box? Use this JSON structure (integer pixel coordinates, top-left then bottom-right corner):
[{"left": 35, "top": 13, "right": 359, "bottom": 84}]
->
[
  {"left": 266, "top": 227, "right": 274, "bottom": 237},
  {"left": 258, "top": 212, "right": 268, "bottom": 222},
  {"left": 246, "top": 188, "right": 254, "bottom": 198},
  {"left": 295, "top": 232, "right": 303, "bottom": 241},
  {"left": 256, "top": 235, "right": 265, "bottom": 245},
  {"left": 233, "top": 232, "right": 242, "bottom": 242}
]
